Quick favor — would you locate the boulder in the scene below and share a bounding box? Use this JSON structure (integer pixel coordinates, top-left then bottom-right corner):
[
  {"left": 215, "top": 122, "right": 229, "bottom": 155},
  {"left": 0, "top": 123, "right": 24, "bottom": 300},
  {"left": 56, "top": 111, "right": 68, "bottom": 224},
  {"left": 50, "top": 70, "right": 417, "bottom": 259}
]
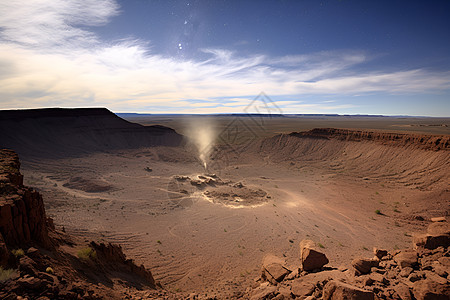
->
[
  {"left": 17, "top": 275, "right": 43, "bottom": 290},
  {"left": 322, "top": 280, "right": 374, "bottom": 300},
  {"left": 261, "top": 255, "right": 291, "bottom": 284},
  {"left": 351, "top": 258, "right": 379, "bottom": 275},
  {"left": 394, "top": 251, "right": 418, "bottom": 269},
  {"left": 299, "top": 240, "right": 329, "bottom": 271},
  {"left": 393, "top": 283, "right": 413, "bottom": 300},
  {"left": 373, "top": 248, "right": 388, "bottom": 260},
  {"left": 290, "top": 279, "right": 316, "bottom": 298},
  {"left": 438, "top": 256, "right": 450, "bottom": 267},
  {"left": 414, "top": 221, "right": 450, "bottom": 250},
  {"left": 369, "top": 272, "right": 388, "bottom": 285},
  {"left": 432, "top": 261, "right": 448, "bottom": 278},
  {"left": 427, "top": 222, "right": 450, "bottom": 236},
  {"left": 423, "top": 271, "right": 448, "bottom": 285},
  {"left": 412, "top": 279, "right": 450, "bottom": 300},
  {"left": 413, "top": 233, "right": 450, "bottom": 250},
  {"left": 26, "top": 247, "right": 40, "bottom": 259},
  {"left": 19, "top": 255, "right": 39, "bottom": 276},
  {"left": 399, "top": 267, "right": 413, "bottom": 277},
  {"left": 408, "top": 271, "right": 424, "bottom": 282}
]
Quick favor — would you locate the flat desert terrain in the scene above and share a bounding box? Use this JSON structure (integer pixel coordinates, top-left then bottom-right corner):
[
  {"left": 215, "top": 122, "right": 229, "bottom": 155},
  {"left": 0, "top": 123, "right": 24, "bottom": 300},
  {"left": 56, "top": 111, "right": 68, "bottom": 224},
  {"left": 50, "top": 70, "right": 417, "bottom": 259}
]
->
[{"left": 14, "top": 113, "right": 448, "bottom": 298}]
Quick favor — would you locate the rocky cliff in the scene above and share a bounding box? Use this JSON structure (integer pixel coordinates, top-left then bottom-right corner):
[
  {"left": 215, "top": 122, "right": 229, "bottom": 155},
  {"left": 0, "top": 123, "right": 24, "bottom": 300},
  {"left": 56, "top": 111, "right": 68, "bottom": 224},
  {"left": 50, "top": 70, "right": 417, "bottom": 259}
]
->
[
  {"left": 0, "top": 149, "right": 52, "bottom": 250},
  {"left": 289, "top": 128, "right": 449, "bottom": 151}
]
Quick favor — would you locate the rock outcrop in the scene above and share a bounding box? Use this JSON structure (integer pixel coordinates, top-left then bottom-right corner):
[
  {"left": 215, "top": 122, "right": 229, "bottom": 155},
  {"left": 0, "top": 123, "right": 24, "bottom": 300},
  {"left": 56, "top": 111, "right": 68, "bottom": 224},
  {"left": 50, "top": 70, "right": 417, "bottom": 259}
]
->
[
  {"left": 247, "top": 219, "right": 449, "bottom": 300},
  {"left": 0, "top": 149, "right": 52, "bottom": 250},
  {"left": 90, "top": 241, "right": 157, "bottom": 289}
]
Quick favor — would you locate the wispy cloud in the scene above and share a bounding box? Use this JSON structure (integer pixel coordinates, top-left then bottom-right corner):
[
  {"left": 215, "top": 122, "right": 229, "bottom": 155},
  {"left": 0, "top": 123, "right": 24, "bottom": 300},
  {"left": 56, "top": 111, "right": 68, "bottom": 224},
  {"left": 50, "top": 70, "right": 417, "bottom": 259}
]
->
[
  {"left": 0, "top": 0, "right": 118, "bottom": 49},
  {"left": 0, "top": 0, "right": 449, "bottom": 114}
]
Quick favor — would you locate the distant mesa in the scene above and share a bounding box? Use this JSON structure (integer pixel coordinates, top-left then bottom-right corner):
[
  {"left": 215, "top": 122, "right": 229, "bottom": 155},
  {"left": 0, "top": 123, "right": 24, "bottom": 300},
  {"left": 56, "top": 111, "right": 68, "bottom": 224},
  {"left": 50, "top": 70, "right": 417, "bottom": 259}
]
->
[{"left": 0, "top": 108, "right": 185, "bottom": 159}]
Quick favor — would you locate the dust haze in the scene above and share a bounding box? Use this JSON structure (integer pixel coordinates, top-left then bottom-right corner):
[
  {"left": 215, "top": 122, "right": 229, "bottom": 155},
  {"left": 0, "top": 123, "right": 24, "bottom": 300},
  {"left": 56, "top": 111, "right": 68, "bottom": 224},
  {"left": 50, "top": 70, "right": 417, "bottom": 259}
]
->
[{"left": 183, "top": 118, "right": 217, "bottom": 170}]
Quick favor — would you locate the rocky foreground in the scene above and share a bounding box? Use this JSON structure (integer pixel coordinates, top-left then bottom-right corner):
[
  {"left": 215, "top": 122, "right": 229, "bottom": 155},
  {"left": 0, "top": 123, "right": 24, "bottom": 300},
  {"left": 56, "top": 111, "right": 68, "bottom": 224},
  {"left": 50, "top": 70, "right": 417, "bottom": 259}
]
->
[
  {"left": 246, "top": 220, "right": 449, "bottom": 299},
  {"left": 0, "top": 149, "right": 168, "bottom": 299}
]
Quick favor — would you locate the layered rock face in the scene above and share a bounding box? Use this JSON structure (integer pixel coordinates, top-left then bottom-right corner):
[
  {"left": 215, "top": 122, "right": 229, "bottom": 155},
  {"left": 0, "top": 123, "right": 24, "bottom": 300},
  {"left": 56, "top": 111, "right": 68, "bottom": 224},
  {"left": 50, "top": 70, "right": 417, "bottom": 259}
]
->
[
  {"left": 290, "top": 128, "right": 449, "bottom": 151},
  {"left": 0, "top": 149, "right": 51, "bottom": 250}
]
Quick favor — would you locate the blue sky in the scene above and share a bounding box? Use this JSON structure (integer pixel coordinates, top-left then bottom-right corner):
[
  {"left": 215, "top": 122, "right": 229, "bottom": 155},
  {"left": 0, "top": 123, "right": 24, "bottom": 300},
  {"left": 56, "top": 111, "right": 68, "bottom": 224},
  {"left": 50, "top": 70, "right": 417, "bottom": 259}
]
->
[{"left": 0, "top": 0, "right": 449, "bottom": 116}]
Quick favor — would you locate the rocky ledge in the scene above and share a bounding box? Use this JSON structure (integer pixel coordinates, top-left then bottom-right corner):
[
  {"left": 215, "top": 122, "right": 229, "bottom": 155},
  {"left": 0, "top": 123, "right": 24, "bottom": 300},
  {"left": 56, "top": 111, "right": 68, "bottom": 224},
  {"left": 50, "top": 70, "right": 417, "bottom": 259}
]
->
[
  {"left": 247, "top": 218, "right": 449, "bottom": 299},
  {"left": 290, "top": 128, "right": 449, "bottom": 151},
  {"left": 0, "top": 149, "right": 52, "bottom": 253}
]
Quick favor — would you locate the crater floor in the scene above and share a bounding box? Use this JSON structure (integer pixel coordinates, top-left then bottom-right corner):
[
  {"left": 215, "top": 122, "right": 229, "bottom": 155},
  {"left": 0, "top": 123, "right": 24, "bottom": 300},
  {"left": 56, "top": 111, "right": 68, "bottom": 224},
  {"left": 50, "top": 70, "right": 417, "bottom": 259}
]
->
[{"left": 22, "top": 144, "right": 448, "bottom": 298}]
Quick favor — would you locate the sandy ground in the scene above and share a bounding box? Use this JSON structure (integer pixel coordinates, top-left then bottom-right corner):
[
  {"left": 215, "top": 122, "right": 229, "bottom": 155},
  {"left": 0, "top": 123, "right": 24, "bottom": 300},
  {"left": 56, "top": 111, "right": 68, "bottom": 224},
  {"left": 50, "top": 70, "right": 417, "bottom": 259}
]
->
[{"left": 20, "top": 140, "right": 448, "bottom": 298}]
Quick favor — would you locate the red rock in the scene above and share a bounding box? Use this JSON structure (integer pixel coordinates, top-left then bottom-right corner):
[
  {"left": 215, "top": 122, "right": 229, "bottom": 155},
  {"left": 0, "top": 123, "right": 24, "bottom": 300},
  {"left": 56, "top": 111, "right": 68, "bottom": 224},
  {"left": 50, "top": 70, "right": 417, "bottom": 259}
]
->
[
  {"left": 413, "top": 233, "right": 450, "bottom": 250},
  {"left": 423, "top": 271, "right": 448, "bottom": 285},
  {"left": 412, "top": 279, "right": 450, "bottom": 300},
  {"left": 408, "top": 272, "right": 424, "bottom": 282},
  {"left": 249, "top": 282, "right": 277, "bottom": 300},
  {"left": 414, "top": 222, "right": 450, "bottom": 250},
  {"left": 89, "top": 241, "right": 156, "bottom": 288},
  {"left": 399, "top": 267, "right": 413, "bottom": 277},
  {"left": 261, "top": 255, "right": 291, "bottom": 284},
  {"left": 438, "top": 257, "right": 450, "bottom": 267},
  {"left": 373, "top": 248, "right": 388, "bottom": 260},
  {"left": 369, "top": 272, "right": 388, "bottom": 285},
  {"left": 393, "top": 283, "right": 413, "bottom": 300},
  {"left": 0, "top": 150, "right": 52, "bottom": 249},
  {"left": 17, "top": 275, "right": 43, "bottom": 290},
  {"left": 427, "top": 222, "right": 450, "bottom": 236},
  {"left": 290, "top": 279, "right": 316, "bottom": 297},
  {"left": 394, "top": 251, "right": 418, "bottom": 269},
  {"left": 299, "top": 240, "right": 329, "bottom": 271},
  {"left": 322, "top": 280, "right": 374, "bottom": 300},
  {"left": 288, "top": 128, "right": 450, "bottom": 151},
  {"left": 19, "top": 255, "right": 39, "bottom": 276},
  {"left": 352, "top": 258, "right": 379, "bottom": 275}
]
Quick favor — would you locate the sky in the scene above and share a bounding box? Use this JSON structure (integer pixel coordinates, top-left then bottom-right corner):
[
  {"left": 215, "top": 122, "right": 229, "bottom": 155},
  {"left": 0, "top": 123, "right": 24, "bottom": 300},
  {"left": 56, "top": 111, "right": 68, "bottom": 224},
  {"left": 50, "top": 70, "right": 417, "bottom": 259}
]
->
[{"left": 0, "top": 0, "right": 449, "bottom": 116}]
